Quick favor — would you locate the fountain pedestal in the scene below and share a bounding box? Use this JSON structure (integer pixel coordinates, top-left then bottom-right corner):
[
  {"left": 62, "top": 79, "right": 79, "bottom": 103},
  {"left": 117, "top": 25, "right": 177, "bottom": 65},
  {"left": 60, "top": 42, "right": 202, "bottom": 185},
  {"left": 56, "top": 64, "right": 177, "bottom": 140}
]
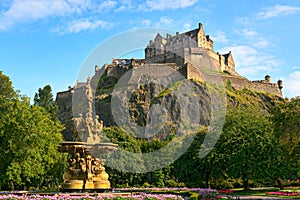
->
[{"left": 58, "top": 142, "right": 118, "bottom": 192}]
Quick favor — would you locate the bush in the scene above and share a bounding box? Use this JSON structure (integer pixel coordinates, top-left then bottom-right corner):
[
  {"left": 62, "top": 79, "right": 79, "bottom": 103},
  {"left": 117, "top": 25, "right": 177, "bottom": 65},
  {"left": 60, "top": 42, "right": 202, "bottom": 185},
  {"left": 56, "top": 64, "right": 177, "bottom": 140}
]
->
[
  {"left": 165, "top": 179, "right": 178, "bottom": 187},
  {"left": 189, "top": 192, "right": 199, "bottom": 200},
  {"left": 211, "top": 179, "right": 234, "bottom": 189},
  {"left": 143, "top": 182, "right": 151, "bottom": 187}
]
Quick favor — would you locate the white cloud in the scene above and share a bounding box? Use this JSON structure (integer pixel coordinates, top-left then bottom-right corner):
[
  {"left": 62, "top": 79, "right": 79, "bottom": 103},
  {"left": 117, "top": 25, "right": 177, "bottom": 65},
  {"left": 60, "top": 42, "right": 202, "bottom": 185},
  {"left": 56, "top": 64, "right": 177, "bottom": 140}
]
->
[
  {"left": 98, "top": 0, "right": 117, "bottom": 11},
  {"left": 114, "top": 0, "right": 133, "bottom": 12},
  {"left": 236, "top": 17, "right": 252, "bottom": 26},
  {"left": 158, "top": 16, "right": 173, "bottom": 25},
  {"left": 284, "top": 71, "right": 300, "bottom": 97},
  {"left": 241, "top": 29, "right": 258, "bottom": 37},
  {"left": 54, "top": 19, "right": 111, "bottom": 34},
  {"left": 183, "top": 23, "right": 191, "bottom": 31},
  {"left": 253, "top": 37, "right": 270, "bottom": 48},
  {"left": 211, "top": 31, "right": 228, "bottom": 44},
  {"left": 0, "top": 0, "right": 92, "bottom": 31},
  {"left": 257, "top": 4, "right": 300, "bottom": 19},
  {"left": 241, "top": 29, "right": 270, "bottom": 48},
  {"left": 219, "top": 45, "right": 282, "bottom": 77},
  {"left": 153, "top": 16, "right": 173, "bottom": 27},
  {"left": 0, "top": 0, "right": 199, "bottom": 31},
  {"left": 142, "top": 0, "right": 198, "bottom": 11},
  {"left": 237, "top": 29, "right": 270, "bottom": 48},
  {"left": 141, "top": 19, "right": 151, "bottom": 26}
]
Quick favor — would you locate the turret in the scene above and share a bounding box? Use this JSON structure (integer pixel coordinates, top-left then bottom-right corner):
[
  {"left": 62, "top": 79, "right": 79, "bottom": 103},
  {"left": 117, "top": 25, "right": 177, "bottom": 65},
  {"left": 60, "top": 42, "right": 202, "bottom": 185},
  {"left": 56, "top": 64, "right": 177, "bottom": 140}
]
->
[
  {"left": 95, "top": 65, "right": 99, "bottom": 73},
  {"left": 277, "top": 80, "right": 283, "bottom": 90},
  {"left": 265, "top": 75, "right": 271, "bottom": 83}
]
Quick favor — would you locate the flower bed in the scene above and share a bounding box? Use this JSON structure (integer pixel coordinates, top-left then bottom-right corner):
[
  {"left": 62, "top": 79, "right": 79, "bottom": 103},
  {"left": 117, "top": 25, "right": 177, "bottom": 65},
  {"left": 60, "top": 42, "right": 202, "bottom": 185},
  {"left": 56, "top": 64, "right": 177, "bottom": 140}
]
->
[
  {"left": 216, "top": 190, "right": 234, "bottom": 194},
  {"left": 115, "top": 188, "right": 220, "bottom": 200},
  {"left": 0, "top": 188, "right": 221, "bottom": 200},
  {"left": 0, "top": 193, "right": 184, "bottom": 200},
  {"left": 115, "top": 187, "right": 217, "bottom": 193},
  {"left": 266, "top": 191, "right": 300, "bottom": 197}
]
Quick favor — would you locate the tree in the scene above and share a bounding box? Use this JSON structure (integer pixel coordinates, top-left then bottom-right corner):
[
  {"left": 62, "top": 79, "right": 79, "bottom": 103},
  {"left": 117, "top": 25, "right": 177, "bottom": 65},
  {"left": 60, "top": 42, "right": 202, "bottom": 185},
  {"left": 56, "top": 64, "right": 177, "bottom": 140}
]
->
[
  {"left": 270, "top": 97, "right": 300, "bottom": 188},
  {"left": 0, "top": 71, "right": 16, "bottom": 116},
  {"left": 0, "top": 72, "right": 65, "bottom": 190},
  {"left": 34, "top": 85, "right": 58, "bottom": 120},
  {"left": 216, "top": 106, "right": 275, "bottom": 190},
  {"left": 0, "top": 97, "right": 64, "bottom": 190},
  {"left": 272, "top": 97, "right": 300, "bottom": 161}
]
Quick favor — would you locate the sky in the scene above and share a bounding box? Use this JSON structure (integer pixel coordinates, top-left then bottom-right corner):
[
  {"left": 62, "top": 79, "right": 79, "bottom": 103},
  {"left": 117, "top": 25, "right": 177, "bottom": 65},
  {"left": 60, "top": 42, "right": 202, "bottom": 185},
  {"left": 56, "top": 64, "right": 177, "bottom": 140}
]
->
[{"left": 0, "top": 0, "right": 300, "bottom": 99}]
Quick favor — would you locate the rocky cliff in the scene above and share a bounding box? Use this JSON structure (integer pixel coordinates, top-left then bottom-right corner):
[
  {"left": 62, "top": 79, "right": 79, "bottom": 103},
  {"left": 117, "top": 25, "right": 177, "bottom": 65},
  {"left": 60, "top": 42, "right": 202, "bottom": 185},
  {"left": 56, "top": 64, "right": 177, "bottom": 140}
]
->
[{"left": 56, "top": 64, "right": 283, "bottom": 141}]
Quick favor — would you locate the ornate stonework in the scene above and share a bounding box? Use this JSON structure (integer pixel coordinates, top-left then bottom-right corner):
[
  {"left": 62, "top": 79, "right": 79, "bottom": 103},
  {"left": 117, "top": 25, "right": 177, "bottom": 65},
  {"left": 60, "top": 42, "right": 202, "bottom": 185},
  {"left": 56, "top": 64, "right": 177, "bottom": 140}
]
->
[{"left": 58, "top": 77, "right": 117, "bottom": 192}]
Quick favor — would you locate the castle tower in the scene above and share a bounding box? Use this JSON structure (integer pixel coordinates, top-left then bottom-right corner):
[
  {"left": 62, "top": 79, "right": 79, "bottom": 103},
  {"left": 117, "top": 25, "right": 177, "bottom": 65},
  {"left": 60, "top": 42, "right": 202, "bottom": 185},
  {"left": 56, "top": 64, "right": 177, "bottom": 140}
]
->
[
  {"left": 278, "top": 79, "right": 283, "bottom": 90},
  {"left": 144, "top": 22, "right": 236, "bottom": 75},
  {"left": 197, "top": 23, "right": 213, "bottom": 51},
  {"left": 265, "top": 75, "right": 271, "bottom": 83}
]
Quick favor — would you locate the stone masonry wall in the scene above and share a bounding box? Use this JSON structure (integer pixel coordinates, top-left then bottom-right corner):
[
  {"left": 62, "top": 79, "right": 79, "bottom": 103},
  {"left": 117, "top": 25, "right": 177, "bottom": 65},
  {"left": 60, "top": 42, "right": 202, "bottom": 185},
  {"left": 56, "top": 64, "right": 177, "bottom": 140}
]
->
[{"left": 221, "top": 75, "right": 282, "bottom": 97}]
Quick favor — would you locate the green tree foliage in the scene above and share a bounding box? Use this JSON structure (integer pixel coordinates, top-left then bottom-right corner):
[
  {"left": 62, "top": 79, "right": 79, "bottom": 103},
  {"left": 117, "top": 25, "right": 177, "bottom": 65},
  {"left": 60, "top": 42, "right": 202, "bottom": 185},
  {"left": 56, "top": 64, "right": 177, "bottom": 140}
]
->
[
  {"left": 0, "top": 72, "right": 65, "bottom": 190},
  {"left": 173, "top": 129, "right": 207, "bottom": 187},
  {"left": 34, "top": 85, "right": 59, "bottom": 120},
  {"left": 102, "top": 127, "right": 145, "bottom": 187},
  {"left": 0, "top": 71, "right": 16, "bottom": 116},
  {"left": 272, "top": 97, "right": 300, "bottom": 161},
  {"left": 270, "top": 97, "right": 300, "bottom": 188},
  {"left": 0, "top": 97, "right": 64, "bottom": 190},
  {"left": 216, "top": 106, "right": 275, "bottom": 190}
]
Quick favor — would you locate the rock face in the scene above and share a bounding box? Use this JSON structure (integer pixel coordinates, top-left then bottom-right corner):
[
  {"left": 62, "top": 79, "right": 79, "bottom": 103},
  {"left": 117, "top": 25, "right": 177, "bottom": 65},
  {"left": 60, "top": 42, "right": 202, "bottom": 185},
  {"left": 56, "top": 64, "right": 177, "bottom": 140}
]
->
[
  {"left": 56, "top": 63, "right": 283, "bottom": 141},
  {"left": 94, "top": 65, "right": 212, "bottom": 140}
]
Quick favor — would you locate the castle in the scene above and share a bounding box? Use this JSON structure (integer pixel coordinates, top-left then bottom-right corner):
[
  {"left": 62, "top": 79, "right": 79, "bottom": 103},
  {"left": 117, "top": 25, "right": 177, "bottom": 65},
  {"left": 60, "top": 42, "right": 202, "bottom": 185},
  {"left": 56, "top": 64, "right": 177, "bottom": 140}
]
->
[
  {"left": 95, "top": 23, "right": 283, "bottom": 97},
  {"left": 145, "top": 23, "right": 236, "bottom": 76},
  {"left": 58, "top": 22, "right": 283, "bottom": 101},
  {"left": 56, "top": 22, "right": 283, "bottom": 140}
]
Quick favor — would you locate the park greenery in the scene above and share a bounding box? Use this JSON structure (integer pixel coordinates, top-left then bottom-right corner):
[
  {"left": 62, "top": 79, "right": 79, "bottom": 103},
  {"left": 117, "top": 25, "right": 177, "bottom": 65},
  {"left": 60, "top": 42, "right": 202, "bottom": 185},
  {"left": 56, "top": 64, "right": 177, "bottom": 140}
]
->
[
  {"left": 0, "top": 71, "right": 66, "bottom": 191},
  {"left": 0, "top": 70, "right": 300, "bottom": 196}
]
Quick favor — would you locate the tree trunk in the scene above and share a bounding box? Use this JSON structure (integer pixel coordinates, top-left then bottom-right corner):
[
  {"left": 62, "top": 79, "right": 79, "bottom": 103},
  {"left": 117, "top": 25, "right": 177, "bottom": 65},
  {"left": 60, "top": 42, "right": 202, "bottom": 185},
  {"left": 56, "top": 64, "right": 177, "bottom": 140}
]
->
[
  {"left": 9, "top": 180, "right": 14, "bottom": 191},
  {"left": 242, "top": 173, "right": 250, "bottom": 190},
  {"left": 275, "top": 177, "right": 284, "bottom": 190},
  {"left": 205, "top": 170, "right": 210, "bottom": 188},
  {"left": 147, "top": 172, "right": 152, "bottom": 184},
  {"left": 243, "top": 179, "right": 249, "bottom": 190}
]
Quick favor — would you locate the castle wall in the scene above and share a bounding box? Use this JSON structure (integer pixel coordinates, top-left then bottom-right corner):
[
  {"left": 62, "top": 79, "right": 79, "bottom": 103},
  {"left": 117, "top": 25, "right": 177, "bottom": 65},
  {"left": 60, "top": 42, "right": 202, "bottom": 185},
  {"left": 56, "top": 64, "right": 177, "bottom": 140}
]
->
[
  {"left": 221, "top": 75, "right": 282, "bottom": 97},
  {"left": 207, "top": 51, "right": 223, "bottom": 71},
  {"left": 185, "top": 63, "right": 204, "bottom": 82},
  {"left": 251, "top": 81, "right": 282, "bottom": 96},
  {"left": 106, "top": 64, "right": 132, "bottom": 79},
  {"left": 146, "top": 51, "right": 185, "bottom": 67},
  {"left": 107, "top": 52, "right": 282, "bottom": 97}
]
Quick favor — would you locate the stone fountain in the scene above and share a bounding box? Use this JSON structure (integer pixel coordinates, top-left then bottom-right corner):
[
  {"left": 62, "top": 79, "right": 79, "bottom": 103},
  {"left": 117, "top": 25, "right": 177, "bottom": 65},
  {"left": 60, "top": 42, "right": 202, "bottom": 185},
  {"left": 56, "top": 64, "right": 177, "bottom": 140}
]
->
[{"left": 58, "top": 77, "right": 118, "bottom": 192}]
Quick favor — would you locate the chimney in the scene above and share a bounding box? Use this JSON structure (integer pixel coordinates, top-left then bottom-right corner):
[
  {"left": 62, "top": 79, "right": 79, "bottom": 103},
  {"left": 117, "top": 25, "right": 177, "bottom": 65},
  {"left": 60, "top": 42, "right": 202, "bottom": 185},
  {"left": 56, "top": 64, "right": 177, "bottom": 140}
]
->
[{"left": 199, "top": 23, "right": 203, "bottom": 29}]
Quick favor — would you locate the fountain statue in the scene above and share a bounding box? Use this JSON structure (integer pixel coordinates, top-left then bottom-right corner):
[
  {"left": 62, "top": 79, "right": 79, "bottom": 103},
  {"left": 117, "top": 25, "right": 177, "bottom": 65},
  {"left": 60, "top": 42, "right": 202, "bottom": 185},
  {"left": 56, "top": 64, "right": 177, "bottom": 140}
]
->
[{"left": 58, "top": 77, "right": 118, "bottom": 192}]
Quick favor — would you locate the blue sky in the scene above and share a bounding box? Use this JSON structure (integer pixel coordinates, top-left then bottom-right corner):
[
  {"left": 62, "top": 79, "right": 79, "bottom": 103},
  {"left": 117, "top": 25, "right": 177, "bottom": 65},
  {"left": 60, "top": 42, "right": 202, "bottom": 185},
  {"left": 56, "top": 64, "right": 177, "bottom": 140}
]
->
[{"left": 0, "top": 0, "right": 300, "bottom": 99}]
